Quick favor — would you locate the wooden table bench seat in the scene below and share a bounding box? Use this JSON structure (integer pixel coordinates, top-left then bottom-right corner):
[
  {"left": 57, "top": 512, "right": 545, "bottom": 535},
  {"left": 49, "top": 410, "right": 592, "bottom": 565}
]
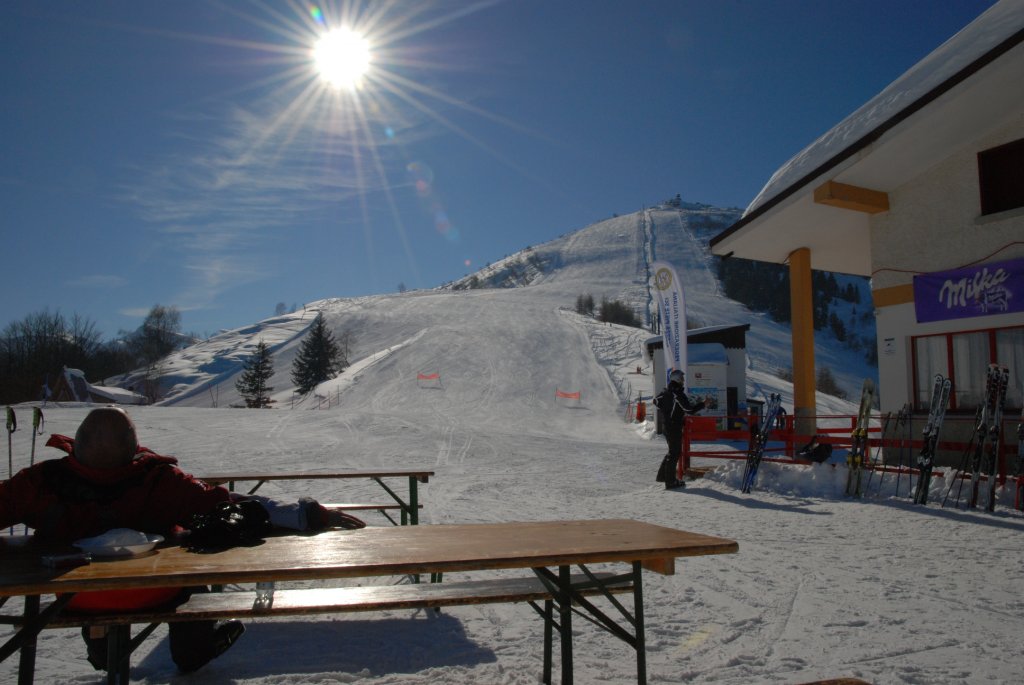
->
[
  {"left": 10, "top": 572, "right": 634, "bottom": 629},
  {"left": 321, "top": 503, "right": 423, "bottom": 527},
  {"left": 199, "top": 470, "right": 434, "bottom": 526}
]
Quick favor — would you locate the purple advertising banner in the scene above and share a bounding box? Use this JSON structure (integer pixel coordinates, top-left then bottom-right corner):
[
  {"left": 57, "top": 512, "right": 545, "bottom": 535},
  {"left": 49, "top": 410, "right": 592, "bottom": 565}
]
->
[{"left": 913, "top": 257, "right": 1023, "bottom": 323}]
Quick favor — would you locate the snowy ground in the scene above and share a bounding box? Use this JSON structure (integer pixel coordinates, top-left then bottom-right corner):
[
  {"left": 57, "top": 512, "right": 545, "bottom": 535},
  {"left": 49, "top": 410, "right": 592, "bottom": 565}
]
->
[
  {"left": 3, "top": 206, "right": 1018, "bottom": 683},
  {"left": 3, "top": 402, "right": 1022, "bottom": 685}
]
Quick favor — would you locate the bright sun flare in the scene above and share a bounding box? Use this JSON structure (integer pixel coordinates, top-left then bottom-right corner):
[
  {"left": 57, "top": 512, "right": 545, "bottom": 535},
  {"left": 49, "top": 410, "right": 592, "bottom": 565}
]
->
[{"left": 313, "top": 27, "right": 371, "bottom": 89}]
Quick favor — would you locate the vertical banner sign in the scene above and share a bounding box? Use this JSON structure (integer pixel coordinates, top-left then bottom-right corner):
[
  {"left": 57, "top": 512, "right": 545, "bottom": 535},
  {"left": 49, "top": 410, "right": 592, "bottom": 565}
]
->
[{"left": 651, "top": 260, "right": 687, "bottom": 389}]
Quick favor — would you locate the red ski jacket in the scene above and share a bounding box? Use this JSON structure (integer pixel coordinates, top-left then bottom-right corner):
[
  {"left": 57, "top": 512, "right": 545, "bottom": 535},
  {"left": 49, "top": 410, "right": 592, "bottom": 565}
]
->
[{"left": 0, "top": 434, "right": 233, "bottom": 542}]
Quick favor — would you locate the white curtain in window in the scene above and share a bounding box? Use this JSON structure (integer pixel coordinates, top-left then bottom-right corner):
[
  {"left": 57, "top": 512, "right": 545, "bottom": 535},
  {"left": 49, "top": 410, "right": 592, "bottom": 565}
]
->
[
  {"left": 914, "top": 336, "right": 948, "bottom": 409},
  {"left": 952, "top": 332, "right": 989, "bottom": 409},
  {"left": 996, "top": 328, "right": 1024, "bottom": 408}
]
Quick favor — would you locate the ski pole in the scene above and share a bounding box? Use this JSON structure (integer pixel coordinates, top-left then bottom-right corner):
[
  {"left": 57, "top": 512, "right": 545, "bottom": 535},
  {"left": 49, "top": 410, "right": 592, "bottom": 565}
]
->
[
  {"left": 895, "top": 406, "right": 909, "bottom": 497},
  {"left": 5, "top": 406, "right": 15, "bottom": 479},
  {"left": 864, "top": 410, "right": 892, "bottom": 495},
  {"left": 877, "top": 406, "right": 897, "bottom": 495},
  {"left": 30, "top": 407, "right": 44, "bottom": 466},
  {"left": 6, "top": 406, "right": 15, "bottom": 534},
  {"left": 943, "top": 405, "right": 981, "bottom": 508}
]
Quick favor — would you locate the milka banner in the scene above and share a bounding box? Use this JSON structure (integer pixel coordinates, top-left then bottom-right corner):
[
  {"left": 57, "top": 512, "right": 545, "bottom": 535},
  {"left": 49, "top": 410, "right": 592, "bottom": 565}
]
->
[
  {"left": 651, "top": 260, "right": 687, "bottom": 387},
  {"left": 913, "top": 257, "right": 1023, "bottom": 323}
]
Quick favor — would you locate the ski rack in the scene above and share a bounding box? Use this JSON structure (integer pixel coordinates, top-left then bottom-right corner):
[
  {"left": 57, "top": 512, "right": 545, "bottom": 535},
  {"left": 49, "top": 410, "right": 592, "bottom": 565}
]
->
[{"left": 682, "top": 413, "right": 1014, "bottom": 479}]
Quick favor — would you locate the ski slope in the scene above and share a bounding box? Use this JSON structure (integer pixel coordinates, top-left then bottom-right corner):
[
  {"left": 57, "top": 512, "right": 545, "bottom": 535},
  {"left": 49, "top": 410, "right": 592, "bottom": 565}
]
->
[{"left": 142, "top": 205, "right": 875, "bottom": 412}]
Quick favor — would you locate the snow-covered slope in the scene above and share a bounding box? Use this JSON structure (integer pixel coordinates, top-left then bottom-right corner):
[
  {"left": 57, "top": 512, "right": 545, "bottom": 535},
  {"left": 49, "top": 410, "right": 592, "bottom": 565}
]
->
[{"left": 141, "top": 204, "right": 875, "bottom": 411}]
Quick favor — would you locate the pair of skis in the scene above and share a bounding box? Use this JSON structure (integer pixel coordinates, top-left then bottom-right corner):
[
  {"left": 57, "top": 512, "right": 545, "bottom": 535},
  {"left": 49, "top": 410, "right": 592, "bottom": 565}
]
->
[
  {"left": 968, "top": 364, "right": 1009, "bottom": 511},
  {"left": 911, "top": 375, "right": 951, "bottom": 504},
  {"left": 1015, "top": 407, "right": 1024, "bottom": 511},
  {"left": 740, "top": 393, "right": 782, "bottom": 493},
  {"left": 845, "top": 379, "right": 875, "bottom": 497}
]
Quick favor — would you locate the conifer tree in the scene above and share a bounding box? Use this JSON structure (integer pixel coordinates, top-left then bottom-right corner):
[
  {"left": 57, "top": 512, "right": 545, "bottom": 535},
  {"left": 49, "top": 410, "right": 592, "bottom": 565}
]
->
[
  {"left": 291, "top": 313, "right": 343, "bottom": 394},
  {"left": 235, "top": 339, "right": 275, "bottom": 408}
]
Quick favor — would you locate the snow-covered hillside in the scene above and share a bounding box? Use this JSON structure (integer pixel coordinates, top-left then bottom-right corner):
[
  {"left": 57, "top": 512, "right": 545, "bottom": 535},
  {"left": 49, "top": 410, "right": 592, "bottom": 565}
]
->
[{"left": 132, "top": 204, "right": 875, "bottom": 410}]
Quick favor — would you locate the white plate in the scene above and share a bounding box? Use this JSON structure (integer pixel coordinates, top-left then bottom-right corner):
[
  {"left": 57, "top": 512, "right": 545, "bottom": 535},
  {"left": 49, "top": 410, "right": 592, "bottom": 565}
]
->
[{"left": 74, "top": 534, "right": 164, "bottom": 558}]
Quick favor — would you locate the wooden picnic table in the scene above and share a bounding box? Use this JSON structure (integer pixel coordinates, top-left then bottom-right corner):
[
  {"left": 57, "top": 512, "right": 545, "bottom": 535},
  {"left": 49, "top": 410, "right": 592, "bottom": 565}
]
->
[
  {"left": 0, "top": 519, "right": 737, "bottom": 684},
  {"left": 197, "top": 469, "right": 434, "bottom": 525}
]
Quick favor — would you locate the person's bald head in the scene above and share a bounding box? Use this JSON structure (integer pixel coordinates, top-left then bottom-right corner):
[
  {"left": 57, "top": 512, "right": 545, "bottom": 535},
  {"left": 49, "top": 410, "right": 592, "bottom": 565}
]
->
[{"left": 74, "top": 407, "right": 139, "bottom": 469}]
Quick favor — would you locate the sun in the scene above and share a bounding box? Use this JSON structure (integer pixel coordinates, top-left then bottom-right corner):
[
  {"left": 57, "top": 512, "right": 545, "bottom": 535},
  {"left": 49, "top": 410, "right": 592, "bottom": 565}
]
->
[{"left": 313, "top": 27, "right": 371, "bottom": 89}]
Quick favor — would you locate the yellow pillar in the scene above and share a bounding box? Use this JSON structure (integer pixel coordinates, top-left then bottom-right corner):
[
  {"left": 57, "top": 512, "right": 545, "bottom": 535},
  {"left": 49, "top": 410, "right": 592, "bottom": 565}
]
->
[{"left": 788, "top": 248, "right": 817, "bottom": 438}]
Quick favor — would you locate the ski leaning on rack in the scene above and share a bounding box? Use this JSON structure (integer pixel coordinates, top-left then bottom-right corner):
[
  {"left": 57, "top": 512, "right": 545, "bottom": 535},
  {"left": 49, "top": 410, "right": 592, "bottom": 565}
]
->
[
  {"left": 912, "top": 374, "right": 952, "bottom": 505},
  {"left": 968, "top": 364, "right": 1009, "bottom": 510},
  {"left": 740, "top": 393, "right": 782, "bottom": 494},
  {"left": 983, "top": 365, "right": 1009, "bottom": 511},
  {"left": 845, "top": 379, "right": 875, "bottom": 498},
  {"left": 1015, "top": 406, "right": 1024, "bottom": 512}
]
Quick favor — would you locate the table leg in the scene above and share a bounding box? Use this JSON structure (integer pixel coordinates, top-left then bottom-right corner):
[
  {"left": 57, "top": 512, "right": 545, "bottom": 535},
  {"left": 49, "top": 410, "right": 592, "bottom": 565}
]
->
[
  {"left": 632, "top": 561, "right": 647, "bottom": 684},
  {"left": 0, "top": 593, "right": 73, "bottom": 685},
  {"left": 106, "top": 625, "right": 128, "bottom": 685},
  {"left": 557, "top": 564, "right": 574, "bottom": 684},
  {"left": 533, "top": 564, "right": 648, "bottom": 685},
  {"left": 543, "top": 599, "right": 553, "bottom": 685},
  {"left": 16, "top": 595, "right": 39, "bottom": 685},
  {"left": 408, "top": 476, "right": 419, "bottom": 526}
]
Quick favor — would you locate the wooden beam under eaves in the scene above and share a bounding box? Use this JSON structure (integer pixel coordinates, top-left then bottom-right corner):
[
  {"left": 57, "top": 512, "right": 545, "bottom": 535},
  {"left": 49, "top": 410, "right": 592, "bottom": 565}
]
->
[{"left": 813, "top": 180, "right": 890, "bottom": 214}]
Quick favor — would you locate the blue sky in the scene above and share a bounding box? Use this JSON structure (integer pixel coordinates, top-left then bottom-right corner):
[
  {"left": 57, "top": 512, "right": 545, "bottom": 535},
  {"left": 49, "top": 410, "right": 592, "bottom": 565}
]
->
[{"left": 1, "top": 0, "right": 999, "bottom": 339}]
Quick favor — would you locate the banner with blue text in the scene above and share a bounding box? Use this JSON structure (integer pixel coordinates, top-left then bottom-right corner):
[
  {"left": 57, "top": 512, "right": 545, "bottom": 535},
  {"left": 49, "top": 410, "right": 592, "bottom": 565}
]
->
[{"left": 651, "top": 260, "right": 687, "bottom": 388}]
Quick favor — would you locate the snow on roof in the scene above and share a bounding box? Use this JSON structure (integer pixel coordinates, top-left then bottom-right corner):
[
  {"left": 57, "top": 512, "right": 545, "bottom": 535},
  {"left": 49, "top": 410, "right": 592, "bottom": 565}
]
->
[{"left": 744, "top": 0, "right": 1024, "bottom": 218}]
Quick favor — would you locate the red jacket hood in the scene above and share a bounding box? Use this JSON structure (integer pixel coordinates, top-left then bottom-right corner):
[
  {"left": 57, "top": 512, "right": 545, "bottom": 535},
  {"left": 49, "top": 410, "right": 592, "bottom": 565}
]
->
[{"left": 45, "top": 433, "right": 179, "bottom": 485}]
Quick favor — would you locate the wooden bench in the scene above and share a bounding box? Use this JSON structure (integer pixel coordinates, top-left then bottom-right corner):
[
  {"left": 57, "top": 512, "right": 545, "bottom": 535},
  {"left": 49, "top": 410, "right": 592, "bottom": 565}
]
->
[
  {"left": 6, "top": 572, "right": 635, "bottom": 683},
  {"left": 11, "top": 572, "right": 634, "bottom": 629},
  {"left": 199, "top": 470, "right": 434, "bottom": 526},
  {"left": 322, "top": 503, "right": 423, "bottom": 528}
]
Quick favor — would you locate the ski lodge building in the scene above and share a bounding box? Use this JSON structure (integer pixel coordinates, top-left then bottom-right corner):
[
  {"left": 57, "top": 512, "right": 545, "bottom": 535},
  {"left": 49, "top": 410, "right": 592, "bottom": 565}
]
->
[{"left": 710, "top": 1, "right": 1024, "bottom": 444}]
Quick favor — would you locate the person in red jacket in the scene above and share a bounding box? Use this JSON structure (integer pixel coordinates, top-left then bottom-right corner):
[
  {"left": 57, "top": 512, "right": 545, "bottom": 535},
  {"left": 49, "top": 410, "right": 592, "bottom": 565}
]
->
[{"left": 0, "top": 406, "right": 362, "bottom": 673}]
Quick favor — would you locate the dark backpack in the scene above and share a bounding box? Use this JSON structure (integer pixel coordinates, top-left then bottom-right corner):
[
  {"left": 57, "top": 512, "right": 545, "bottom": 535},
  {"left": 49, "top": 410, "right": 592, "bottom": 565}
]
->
[{"left": 186, "top": 500, "right": 272, "bottom": 550}]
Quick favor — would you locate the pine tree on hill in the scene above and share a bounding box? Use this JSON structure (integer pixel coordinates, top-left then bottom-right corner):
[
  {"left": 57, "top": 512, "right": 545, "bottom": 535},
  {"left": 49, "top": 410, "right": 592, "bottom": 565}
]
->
[
  {"left": 235, "top": 339, "right": 275, "bottom": 408},
  {"left": 291, "top": 313, "right": 344, "bottom": 394}
]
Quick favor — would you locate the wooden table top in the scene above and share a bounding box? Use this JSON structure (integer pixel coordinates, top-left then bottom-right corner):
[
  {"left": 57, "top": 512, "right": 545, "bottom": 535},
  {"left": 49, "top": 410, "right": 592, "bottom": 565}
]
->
[
  {"left": 198, "top": 469, "right": 434, "bottom": 484},
  {"left": 0, "top": 519, "right": 737, "bottom": 596}
]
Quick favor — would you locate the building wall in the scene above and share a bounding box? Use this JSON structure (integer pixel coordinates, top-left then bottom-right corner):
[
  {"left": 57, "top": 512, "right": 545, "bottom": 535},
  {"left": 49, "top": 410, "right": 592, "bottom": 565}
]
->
[{"left": 870, "top": 115, "right": 1024, "bottom": 413}]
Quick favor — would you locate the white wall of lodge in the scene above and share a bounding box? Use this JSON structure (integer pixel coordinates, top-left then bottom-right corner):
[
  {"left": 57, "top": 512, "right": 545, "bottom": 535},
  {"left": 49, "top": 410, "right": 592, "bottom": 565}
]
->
[
  {"left": 870, "top": 116, "right": 1024, "bottom": 413},
  {"left": 871, "top": 116, "right": 1024, "bottom": 293}
]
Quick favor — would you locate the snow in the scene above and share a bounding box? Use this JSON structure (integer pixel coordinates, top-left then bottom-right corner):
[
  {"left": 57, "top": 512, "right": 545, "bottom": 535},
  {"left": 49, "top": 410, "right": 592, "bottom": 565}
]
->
[{"left": 4, "top": 206, "right": 1022, "bottom": 684}]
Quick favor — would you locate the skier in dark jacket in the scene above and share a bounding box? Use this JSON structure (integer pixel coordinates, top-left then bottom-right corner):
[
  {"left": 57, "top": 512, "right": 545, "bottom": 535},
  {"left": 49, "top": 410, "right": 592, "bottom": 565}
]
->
[
  {"left": 653, "top": 369, "right": 705, "bottom": 489},
  {"left": 0, "top": 407, "right": 362, "bottom": 674}
]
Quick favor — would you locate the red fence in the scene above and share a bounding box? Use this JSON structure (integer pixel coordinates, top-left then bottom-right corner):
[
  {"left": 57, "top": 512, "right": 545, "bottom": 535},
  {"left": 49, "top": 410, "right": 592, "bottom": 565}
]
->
[{"left": 681, "top": 413, "right": 1019, "bottom": 483}]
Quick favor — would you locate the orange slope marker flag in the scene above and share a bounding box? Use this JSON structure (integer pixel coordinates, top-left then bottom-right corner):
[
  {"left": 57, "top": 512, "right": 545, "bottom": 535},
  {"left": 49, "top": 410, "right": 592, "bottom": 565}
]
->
[{"left": 416, "top": 372, "right": 442, "bottom": 388}]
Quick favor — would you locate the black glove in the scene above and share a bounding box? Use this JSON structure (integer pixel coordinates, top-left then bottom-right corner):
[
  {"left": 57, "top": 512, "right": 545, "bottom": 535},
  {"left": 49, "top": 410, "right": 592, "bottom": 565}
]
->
[{"left": 187, "top": 500, "right": 272, "bottom": 550}]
